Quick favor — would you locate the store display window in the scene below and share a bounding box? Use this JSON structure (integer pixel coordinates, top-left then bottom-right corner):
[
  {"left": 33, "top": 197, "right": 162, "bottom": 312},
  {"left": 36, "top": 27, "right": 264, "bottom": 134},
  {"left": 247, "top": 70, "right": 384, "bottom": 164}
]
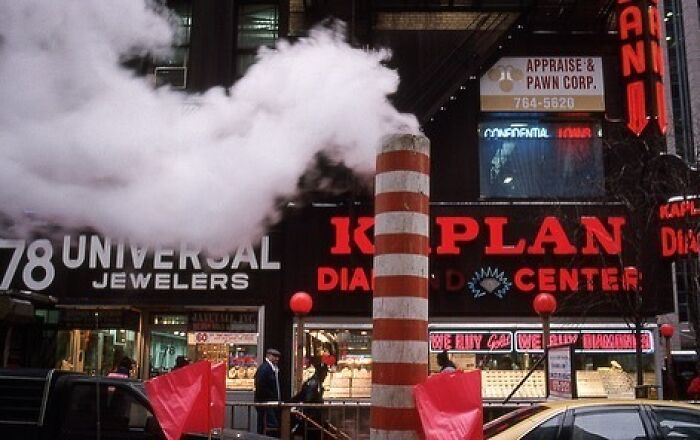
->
[
  {"left": 56, "top": 329, "right": 138, "bottom": 377},
  {"left": 148, "top": 310, "right": 260, "bottom": 390},
  {"left": 431, "top": 326, "right": 658, "bottom": 400},
  {"left": 478, "top": 120, "right": 604, "bottom": 198},
  {"left": 299, "top": 326, "right": 372, "bottom": 400},
  {"left": 56, "top": 309, "right": 140, "bottom": 377},
  {"left": 187, "top": 332, "right": 258, "bottom": 390}
]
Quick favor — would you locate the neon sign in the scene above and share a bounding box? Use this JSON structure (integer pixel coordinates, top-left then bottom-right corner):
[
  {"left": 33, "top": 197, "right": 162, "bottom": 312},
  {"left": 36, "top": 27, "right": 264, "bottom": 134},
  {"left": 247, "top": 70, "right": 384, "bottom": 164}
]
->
[
  {"left": 480, "top": 123, "right": 596, "bottom": 139},
  {"left": 658, "top": 198, "right": 700, "bottom": 257},
  {"left": 319, "top": 215, "right": 642, "bottom": 294},
  {"left": 515, "top": 330, "right": 654, "bottom": 353},
  {"left": 617, "top": 0, "right": 667, "bottom": 136},
  {"left": 429, "top": 331, "right": 513, "bottom": 353}
]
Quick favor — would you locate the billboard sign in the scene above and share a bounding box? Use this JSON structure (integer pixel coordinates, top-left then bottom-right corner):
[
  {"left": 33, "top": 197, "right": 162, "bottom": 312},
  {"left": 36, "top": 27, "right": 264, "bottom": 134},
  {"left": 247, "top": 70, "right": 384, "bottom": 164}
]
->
[{"left": 480, "top": 56, "right": 605, "bottom": 112}]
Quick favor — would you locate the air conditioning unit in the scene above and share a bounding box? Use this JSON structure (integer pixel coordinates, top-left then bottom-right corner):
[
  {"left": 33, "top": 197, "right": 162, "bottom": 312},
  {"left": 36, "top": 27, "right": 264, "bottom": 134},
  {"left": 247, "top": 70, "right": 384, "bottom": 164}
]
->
[{"left": 154, "top": 66, "right": 187, "bottom": 89}]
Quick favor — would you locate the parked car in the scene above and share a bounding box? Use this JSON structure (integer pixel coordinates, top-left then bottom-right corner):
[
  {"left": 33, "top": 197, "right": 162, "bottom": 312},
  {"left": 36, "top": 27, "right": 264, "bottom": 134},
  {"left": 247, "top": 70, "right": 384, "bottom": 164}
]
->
[
  {"left": 484, "top": 399, "right": 700, "bottom": 439},
  {"left": 0, "top": 368, "right": 273, "bottom": 440}
]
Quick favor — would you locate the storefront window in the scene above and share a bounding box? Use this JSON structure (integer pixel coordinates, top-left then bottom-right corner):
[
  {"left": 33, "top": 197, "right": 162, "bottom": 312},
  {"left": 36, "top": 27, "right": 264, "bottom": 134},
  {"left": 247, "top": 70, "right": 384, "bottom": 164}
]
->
[
  {"left": 56, "top": 329, "right": 138, "bottom": 376},
  {"left": 55, "top": 309, "right": 140, "bottom": 376},
  {"left": 430, "top": 326, "right": 657, "bottom": 400},
  {"left": 236, "top": 3, "right": 279, "bottom": 77},
  {"left": 297, "top": 324, "right": 659, "bottom": 401},
  {"left": 148, "top": 310, "right": 260, "bottom": 389},
  {"left": 188, "top": 333, "right": 258, "bottom": 390},
  {"left": 479, "top": 120, "right": 604, "bottom": 199},
  {"left": 300, "top": 327, "right": 373, "bottom": 399}
]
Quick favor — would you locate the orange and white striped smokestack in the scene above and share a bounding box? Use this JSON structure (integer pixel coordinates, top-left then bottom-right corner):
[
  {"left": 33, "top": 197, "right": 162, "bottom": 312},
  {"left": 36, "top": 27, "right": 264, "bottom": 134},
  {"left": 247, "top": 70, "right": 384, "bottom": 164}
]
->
[{"left": 370, "top": 134, "right": 430, "bottom": 440}]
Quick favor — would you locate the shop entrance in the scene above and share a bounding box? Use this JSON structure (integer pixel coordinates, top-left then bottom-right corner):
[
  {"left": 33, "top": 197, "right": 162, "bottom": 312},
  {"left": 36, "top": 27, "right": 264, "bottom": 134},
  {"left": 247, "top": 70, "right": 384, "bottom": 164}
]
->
[
  {"left": 55, "top": 308, "right": 140, "bottom": 376},
  {"left": 149, "top": 314, "right": 188, "bottom": 376},
  {"left": 146, "top": 309, "right": 262, "bottom": 391},
  {"left": 56, "top": 328, "right": 138, "bottom": 375}
]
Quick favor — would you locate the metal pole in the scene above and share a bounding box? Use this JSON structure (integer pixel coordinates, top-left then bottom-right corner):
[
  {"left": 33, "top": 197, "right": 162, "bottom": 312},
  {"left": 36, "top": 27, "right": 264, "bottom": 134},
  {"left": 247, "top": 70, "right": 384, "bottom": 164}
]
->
[
  {"left": 543, "top": 314, "right": 550, "bottom": 399},
  {"left": 295, "top": 315, "right": 305, "bottom": 393},
  {"left": 666, "top": 336, "right": 676, "bottom": 399}
]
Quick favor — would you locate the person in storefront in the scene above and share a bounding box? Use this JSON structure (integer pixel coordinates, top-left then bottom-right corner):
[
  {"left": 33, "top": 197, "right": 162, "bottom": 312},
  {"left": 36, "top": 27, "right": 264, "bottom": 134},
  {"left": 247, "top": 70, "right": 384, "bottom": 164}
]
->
[
  {"left": 437, "top": 349, "right": 457, "bottom": 373},
  {"left": 107, "top": 356, "right": 134, "bottom": 378},
  {"left": 173, "top": 355, "right": 190, "bottom": 370},
  {"left": 291, "top": 362, "right": 329, "bottom": 439},
  {"left": 254, "top": 348, "right": 281, "bottom": 436}
]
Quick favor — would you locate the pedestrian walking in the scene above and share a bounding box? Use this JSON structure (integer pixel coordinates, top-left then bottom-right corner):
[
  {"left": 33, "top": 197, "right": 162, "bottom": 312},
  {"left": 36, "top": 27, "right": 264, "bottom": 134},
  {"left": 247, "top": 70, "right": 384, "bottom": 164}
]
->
[
  {"left": 291, "top": 363, "right": 329, "bottom": 439},
  {"left": 254, "top": 348, "right": 282, "bottom": 436}
]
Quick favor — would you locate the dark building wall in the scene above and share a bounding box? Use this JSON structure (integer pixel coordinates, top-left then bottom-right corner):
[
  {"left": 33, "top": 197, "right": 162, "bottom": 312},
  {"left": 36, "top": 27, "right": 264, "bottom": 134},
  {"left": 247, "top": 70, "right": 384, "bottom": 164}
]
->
[{"left": 188, "top": 0, "right": 236, "bottom": 91}]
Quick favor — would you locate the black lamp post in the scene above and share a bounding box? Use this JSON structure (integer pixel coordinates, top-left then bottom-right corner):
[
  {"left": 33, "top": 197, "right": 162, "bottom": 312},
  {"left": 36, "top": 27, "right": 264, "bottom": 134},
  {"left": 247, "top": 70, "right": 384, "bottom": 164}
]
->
[
  {"left": 533, "top": 292, "right": 557, "bottom": 398},
  {"left": 660, "top": 323, "right": 675, "bottom": 399}
]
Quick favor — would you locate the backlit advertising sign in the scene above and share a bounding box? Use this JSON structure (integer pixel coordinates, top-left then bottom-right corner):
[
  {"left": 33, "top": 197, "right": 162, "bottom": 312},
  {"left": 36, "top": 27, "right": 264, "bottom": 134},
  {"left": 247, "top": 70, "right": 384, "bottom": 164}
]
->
[
  {"left": 283, "top": 204, "right": 673, "bottom": 317},
  {"left": 480, "top": 56, "right": 605, "bottom": 112},
  {"left": 514, "top": 330, "right": 654, "bottom": 353},
  {"left": 616, "top": 0, "right": 667, "bottom": 135}
]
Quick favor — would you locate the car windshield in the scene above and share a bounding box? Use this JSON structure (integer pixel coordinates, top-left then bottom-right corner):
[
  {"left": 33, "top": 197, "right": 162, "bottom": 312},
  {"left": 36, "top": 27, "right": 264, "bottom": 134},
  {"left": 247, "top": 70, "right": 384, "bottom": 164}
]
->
[{"left": 483, "top": 405, "right": 549, "bottom": 438}]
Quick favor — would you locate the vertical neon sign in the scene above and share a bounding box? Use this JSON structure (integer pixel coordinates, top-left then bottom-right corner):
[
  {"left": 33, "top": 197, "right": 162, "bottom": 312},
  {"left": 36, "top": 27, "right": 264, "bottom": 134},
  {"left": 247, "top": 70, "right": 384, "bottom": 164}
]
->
[{"left": 617, "top": 0, "right": 667, "bottom": 136}]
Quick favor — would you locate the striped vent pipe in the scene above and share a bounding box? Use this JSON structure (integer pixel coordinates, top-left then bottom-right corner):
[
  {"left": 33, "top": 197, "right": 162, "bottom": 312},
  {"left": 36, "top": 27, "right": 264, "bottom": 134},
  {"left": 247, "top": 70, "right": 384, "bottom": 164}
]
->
[{"left": 370, "top": 134, "right": 430, "bottom": 440}]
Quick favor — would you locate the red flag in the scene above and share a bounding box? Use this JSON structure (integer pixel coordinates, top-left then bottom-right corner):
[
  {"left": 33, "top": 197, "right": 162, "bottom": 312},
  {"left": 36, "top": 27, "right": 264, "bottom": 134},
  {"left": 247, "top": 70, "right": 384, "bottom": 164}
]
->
[
  {"left": 210, "top": 362, "right": 227, "bottom": 429},
  {"left": 145, "top": 360, "right": 211, "bottom": 440},
  {"left": 414, "top": 370, "right": 483, "bottom": 440}
]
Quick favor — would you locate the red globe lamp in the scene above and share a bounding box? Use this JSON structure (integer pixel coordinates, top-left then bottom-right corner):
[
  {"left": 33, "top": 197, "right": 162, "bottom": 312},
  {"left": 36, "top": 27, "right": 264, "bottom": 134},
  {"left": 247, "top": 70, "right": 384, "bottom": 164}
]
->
[
  {"left": 660, "top": 323, "right": 674, "bottom": 339},
  {"left": 290, "top": 291, "right": 313, "bottom": 393},
  {"left": 289, "top": 291, "right": 313, "bottom": 315},
  {"left": 533, "top": 292, "right": 557, "bottom": 316}
]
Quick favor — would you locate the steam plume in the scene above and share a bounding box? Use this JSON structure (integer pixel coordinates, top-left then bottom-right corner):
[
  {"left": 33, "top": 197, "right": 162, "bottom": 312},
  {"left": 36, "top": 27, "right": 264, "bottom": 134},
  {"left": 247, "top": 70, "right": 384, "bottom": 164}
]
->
[{"left": 0, "top": 0, "right": 418, "bottom": 253}]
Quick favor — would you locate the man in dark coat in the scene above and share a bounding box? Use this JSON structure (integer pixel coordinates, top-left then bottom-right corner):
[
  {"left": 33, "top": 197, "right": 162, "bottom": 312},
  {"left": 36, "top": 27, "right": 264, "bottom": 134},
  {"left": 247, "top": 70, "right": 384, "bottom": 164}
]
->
[{"left": 254, "top": 348, "right": 281, "bottom": 436}]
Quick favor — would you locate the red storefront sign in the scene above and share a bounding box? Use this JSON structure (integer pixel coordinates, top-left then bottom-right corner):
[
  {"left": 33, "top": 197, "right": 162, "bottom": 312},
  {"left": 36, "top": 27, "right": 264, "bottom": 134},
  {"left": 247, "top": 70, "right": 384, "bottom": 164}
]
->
[
  {"left": 658, "top": 198, "right": 700, "bottom": 257},
  {"left": 514, "top": 330, "right": 654, "bottom": 353},
  {"left": 429, "top": 331, "right": 513, "bottom": 353},
  {"left": 617, "top": 0, "right": 667, "bottom": 136},
  {"left": 319, "top": 214, "right": 640, "bottom": 295}
]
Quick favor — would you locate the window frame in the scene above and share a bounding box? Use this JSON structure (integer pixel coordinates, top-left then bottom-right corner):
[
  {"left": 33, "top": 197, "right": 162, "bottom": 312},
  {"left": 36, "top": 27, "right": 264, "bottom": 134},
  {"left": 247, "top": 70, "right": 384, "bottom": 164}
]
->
[{"left": 560, "top": 404, "right": 657, "bottom": 440}]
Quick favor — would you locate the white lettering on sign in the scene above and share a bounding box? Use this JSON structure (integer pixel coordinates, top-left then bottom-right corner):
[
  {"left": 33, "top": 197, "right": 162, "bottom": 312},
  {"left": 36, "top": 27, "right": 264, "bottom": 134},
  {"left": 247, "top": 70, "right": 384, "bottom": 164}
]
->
[{"left": 0, "top": 235, "right": 280, "bottom": 292}]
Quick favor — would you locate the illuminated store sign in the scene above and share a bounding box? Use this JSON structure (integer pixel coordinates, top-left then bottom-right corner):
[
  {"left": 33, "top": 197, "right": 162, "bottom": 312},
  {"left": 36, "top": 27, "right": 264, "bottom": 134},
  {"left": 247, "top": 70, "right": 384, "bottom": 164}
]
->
[
  {"left": 480, "top": 56, "right": 605, "bottom": 112},
  {"left": 318, "top": 214, "right": 641, "bottom": 295},
  {"left": 514, "top": 330, "right": 654, "bottom": 353},
  {"left": 617, "top": 0, "right": 667, "bottom": 135},
  {"left": 429, "top": 329, "right": 654, "bottom": 354},
  {"left": 658, "top": 197, "right": 700, "bottom": 257},
  {"left": 479, "top": 123, "right": 599, "bottom": 140},
  {"left": 429, "top": 331, "right": 513, "bottom": 353}
]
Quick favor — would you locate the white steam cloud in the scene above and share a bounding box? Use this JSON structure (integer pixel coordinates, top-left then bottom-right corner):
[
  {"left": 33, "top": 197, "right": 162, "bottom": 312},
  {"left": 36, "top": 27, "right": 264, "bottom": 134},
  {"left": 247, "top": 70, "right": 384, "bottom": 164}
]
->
[{"left": 0, "top": 0, "right": 418, "bottom": 253}]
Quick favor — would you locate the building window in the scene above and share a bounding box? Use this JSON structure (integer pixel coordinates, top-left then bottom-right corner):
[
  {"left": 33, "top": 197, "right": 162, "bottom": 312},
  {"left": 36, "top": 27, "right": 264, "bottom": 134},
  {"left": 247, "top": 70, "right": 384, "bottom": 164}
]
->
[
  {"left": 236, "top": 3, "right": 279, "bottom": 77},
  {"left": 478, "top": 120, "right": 604, "bottom": 199},
  {"left": 152, "top": 0, "right": 192, "bottom": 89}
]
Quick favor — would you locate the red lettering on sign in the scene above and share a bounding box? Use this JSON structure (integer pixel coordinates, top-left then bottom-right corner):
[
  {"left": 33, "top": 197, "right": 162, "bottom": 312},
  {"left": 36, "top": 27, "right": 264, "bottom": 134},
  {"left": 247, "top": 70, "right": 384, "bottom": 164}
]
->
[
  {"left": 435, "top": 217, "right": 479, "bottom": 254},
  {"left": 487, "top": 333, "right": 512, "bottom": 351},
  {"left": 483, "top": 217, "right": 525, "bottom": 255},
  {"left": 617, "top": 0, "right": 667, "bottom": 135},
  {"left": 329, "top": 215, "right": 627, "bottom": 257},
  {"left": 330, "top": 217, "right": 374, "bottom": 255},
  {"left": 317, "top": 267, "right": 372, "bottom": 292}
]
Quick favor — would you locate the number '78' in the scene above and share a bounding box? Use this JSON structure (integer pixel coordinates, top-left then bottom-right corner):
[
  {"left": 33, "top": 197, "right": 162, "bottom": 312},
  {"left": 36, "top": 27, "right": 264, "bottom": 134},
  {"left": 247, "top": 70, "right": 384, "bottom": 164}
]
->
[{"left": 0, "top": 239, "right": 55, "bottom": 290}]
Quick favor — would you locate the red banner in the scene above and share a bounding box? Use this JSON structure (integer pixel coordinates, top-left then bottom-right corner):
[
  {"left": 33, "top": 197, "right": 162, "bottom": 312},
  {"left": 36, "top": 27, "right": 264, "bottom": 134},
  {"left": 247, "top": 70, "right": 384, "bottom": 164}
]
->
[
  {"left": 414, "top": 370, "right": 483, "bottom": 440},
  {"left": 145, "top": 360, "right": 211, "bottom": 440}
]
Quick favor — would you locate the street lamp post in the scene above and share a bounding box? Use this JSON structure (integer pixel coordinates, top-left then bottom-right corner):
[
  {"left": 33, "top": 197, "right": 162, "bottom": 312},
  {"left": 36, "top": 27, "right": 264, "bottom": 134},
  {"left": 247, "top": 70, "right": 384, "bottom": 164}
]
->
[
  {"left": 660, "top": 323, "right": 675, "bottom": 399},
  {"left": 533, "top": 292, "right": 557, "bottom": 399},
  {"left": 289, "top": 291, "right": 313, "bottom": 393}
]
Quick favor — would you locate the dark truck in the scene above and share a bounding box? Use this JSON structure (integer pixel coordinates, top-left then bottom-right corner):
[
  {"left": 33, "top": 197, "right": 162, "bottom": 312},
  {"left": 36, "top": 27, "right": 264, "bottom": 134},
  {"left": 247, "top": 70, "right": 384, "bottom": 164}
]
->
[{"left": 0, "top": 369, "right": 272, "bottom": 440}]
